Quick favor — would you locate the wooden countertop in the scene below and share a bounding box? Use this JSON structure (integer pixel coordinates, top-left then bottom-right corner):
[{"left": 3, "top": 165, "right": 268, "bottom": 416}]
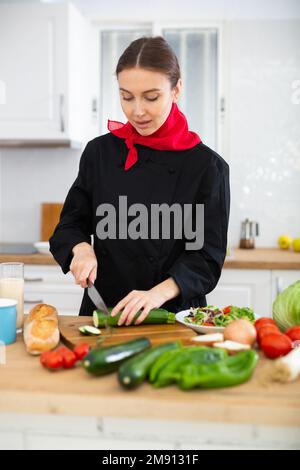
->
[
  {"left": 0, "top": 247, "right": 299, "bottom": 270},
  {"left": 224, "top": 247, "right": 300, "bottom": 270},
  {"left": 0, "top": 317, "right": 300, "bottom": 427},
  {"left": 0, "top": 253, "right": 57, "bottom": 265}
]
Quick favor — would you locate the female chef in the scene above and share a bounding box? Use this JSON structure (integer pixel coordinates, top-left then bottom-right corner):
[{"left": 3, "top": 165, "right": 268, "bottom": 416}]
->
[{"left": 49, "top": 36, "right": 230, "bottom": 326}]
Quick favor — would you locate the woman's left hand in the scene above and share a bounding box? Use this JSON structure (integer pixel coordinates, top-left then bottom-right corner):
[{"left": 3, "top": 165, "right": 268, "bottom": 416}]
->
[{"left": 110, "top": 288, "right": 167, "bottom": 326}]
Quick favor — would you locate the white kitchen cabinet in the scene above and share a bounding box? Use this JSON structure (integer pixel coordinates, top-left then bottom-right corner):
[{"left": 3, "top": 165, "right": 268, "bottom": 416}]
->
[
  {"left": 206, "top": 269, "right": 272, "bottom": 316},
  {"left": 0, "top": 2, "right": 99, "bottom": 142},
  {"left": 24, "top": 265, "right": 82, "bottom": 316}
]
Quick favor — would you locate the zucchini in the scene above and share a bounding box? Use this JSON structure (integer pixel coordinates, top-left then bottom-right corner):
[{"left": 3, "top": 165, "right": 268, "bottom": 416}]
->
[
  {"left": 93, "top": 308, "right": 175, "bottom": 328},
  {"left": 79, "top": 325, "right": 101, "bottom": 336},
  {"left": 118, "top": 341, "right": 181, "bottom": 389},
  {"left": 82, "top": 337, "right": 151, "bottom": 376}
]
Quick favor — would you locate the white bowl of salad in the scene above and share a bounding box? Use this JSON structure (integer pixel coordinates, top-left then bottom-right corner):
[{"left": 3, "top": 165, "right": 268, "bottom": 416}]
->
[{"left": 175, "top": 305, "right": 257, "bottom": 334}]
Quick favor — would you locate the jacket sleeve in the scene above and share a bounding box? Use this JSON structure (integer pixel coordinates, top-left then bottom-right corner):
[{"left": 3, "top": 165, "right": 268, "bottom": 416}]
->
[
  {"left": 166, "top": 156, "right": 230, "bottom": 303},
  {"left": 49, "top": 141, "right": 94, "bottom": 274}
]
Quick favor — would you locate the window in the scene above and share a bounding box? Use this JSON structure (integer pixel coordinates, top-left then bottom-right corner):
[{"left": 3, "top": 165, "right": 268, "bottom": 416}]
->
[{"left": 99, "top": 25, "right": 220, "bottom": 151}]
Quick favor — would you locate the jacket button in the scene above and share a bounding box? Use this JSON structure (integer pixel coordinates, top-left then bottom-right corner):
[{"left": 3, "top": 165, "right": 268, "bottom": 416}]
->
[
  {"left": 168, "top": 167, "right": 176, "bottom": 174},
  {"left": 148, "top": 256, "right": 155, "bottom": 262}
]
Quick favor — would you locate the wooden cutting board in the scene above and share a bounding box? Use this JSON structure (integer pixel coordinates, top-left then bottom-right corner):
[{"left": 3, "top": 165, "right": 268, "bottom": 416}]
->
[
  {"left": 41, "top": 203, "right": 63, "bottom": 241},
  {"left": 59, "top": 316, "right": 198, "bottom": 349}
]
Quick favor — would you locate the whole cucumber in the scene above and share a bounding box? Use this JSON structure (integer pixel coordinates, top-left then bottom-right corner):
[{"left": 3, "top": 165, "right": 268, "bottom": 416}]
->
[
  {"left": 93, "top": 308, "right": 175, "bottom": 328},
  {"left": 118, "top": 341, "right": 181, "bottom": 389},
  {"left": 82, "top": 337, "right": 151, "bottom": 376}
]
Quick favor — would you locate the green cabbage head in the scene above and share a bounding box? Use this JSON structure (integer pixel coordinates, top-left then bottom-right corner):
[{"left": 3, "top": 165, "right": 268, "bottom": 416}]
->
[{"left": 273, "top": 280, "right": 300, "bottom": 332}]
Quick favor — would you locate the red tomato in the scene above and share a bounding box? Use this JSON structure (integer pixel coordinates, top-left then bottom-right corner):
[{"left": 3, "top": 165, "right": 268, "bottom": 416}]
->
[
  {"left": 257, "top": 324, "right": 280, "bottom": 339},
  {"left": 40, "top": 351, "right": 52, "bottom": 368},
  {"left": 255, "top": 317, "right": 276, "bottom": 331},
  {"left": 260, "top": 333, "right": 293, "bottom": 359},
  {"left": 73, "top": 343, "right": 90, "bottom": 361},
  {"left": 56, "top": 346, "right": 70, "bottom": 355},
  {"left": 223, "top": 306, "right": 232, "bottom": 315},
  {"left": 285, "top": 326, "right": 300, "bottom": 342},
  {"left": 44, "top": 351, "right": 64, "bottom": 370},
  {"left": 60, "top": 350, "right": 77, "bottom": 369}
]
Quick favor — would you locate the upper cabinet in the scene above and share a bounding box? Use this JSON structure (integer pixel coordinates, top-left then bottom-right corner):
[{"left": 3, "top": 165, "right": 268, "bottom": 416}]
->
[{"left": 0, "top": 3, "right": 99, "bottom": 145}]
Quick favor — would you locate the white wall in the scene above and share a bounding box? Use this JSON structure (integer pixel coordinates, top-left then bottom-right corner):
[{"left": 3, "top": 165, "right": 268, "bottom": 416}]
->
[
  {"left": 0, "top": 148, "right": 80, "bottom": 242},
  {"left": 227, "top": 19, "right": 300, "bottom": 247},
  {"left": 0, "top": 15, "right": 299, "bottom": 247}
]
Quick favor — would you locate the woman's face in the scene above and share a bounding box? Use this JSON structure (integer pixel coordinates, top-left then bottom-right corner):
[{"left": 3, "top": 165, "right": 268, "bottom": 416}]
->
[{"left": 118, "top": 67, "right": 182, "bottom": 136}]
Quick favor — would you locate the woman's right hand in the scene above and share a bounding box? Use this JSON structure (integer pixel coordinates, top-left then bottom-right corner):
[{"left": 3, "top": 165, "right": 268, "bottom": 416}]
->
[{"left": 70, "top": 242, "right": 98, "bottom": 288}]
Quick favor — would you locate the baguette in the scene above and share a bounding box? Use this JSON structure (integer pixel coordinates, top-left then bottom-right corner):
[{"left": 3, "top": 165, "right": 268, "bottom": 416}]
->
[{"left": 23, "top": 303, "right": 60, "bottom": 355}]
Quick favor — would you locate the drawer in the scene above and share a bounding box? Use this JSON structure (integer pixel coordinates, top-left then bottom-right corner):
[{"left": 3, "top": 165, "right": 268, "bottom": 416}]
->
[
  {"left": 24, "top": 289, "right": 82, "bottom": 314},
  {"left": 24, "top": 265, "right": 75, "bottom": 285}
]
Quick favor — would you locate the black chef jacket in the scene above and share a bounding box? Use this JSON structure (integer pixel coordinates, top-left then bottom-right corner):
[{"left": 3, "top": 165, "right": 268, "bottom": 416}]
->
[{"left": 49, "top": 132, "right": 230, "bottom": 316}]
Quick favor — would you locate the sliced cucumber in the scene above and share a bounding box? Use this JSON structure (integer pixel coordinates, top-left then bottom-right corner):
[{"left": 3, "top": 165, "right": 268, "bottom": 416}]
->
[{"left": 78, "top": 325, "right": 101, "bottom": 336}]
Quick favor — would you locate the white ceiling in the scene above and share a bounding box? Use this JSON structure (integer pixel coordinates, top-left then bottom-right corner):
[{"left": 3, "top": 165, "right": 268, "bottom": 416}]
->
[{"left": 0, "top": 0, "right": 299, "bottom": 20}]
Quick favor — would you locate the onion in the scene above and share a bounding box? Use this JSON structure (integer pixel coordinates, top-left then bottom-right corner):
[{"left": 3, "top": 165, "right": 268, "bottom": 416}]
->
[{"left": 224, "top": 319, "right": 257, "bottom": 346}]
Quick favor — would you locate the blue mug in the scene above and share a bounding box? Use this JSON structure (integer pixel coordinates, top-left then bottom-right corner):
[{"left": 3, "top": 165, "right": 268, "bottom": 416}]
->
[{"left": 0, "top": 298, "right": 18, "bottom": 345}]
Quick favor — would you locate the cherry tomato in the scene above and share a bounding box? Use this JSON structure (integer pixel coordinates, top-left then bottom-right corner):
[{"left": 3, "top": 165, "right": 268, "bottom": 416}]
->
[
  {"left": 260, "top": 333, "right": 293, "bottom": 359},
  {"left": 223, "top": 306, "right": 232, "bottom": 315},
  {"left": 257, "top": 324, "right": 280, "bottom": 340},
  {"left": 56, "top": 346, "right": 70, "bottom": 355},
  {"left": 255, "top": 317, "right": 276, "bottom": 331},
  {"left": 61, "top": 350, "right": 77, "bottom": 369},
  {"left": 40, "top": 351, "right": 52, "bottom": 368},
  {"left": 73, "top": 343, "right": 90, "bottom": 361},
  {"left": 285, "top": 326, "right": 300, "bottom": 342},
  {"left": 44, "top": 351, "right": 64, "bottom": 370}
]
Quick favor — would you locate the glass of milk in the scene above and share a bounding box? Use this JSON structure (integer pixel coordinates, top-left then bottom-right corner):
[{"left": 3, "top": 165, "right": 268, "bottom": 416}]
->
[{"left": 0, "top": 263, "right": 24, "bottom": 330}]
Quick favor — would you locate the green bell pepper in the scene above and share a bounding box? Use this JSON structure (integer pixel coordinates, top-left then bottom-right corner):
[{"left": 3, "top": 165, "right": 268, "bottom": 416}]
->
[
  {"left": 152, "top": 346, "right": 228, "bottom": 388},
  {"left": 178, "top": 350, "right": 259, "bottom": 390},
  {"left": 149, "top": 347, "right": 183, "bottom": 384}
]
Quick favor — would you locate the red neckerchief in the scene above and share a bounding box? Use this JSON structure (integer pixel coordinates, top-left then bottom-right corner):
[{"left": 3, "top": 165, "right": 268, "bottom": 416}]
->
[{"left": 107, "top": 102, "right": 201, "bottom": 170}]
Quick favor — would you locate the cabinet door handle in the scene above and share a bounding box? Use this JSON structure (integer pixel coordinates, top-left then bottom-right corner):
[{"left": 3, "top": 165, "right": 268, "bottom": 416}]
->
[
  {"left": 24, "top": 277, "right": 44, "bottom": 282},
  {"left": 59, "top": 93, "right": 65, "bottom": 133},
  {"left": 24, "top": 299, "right": 44, "bottom": 304},
  {"left": 275, "top": 276, "right": 283, "bottom": 296}
]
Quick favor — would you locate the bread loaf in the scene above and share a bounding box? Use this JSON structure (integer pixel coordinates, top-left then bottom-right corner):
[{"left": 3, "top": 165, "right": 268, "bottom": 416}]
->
[{"left": 23, "top": 303, "right": 60, "bottom": 355}]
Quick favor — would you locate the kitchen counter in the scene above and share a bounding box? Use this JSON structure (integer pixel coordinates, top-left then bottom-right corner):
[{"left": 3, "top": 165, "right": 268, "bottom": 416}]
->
[
  {"left": 0, "top": 253, "right": 57, "bottom": 265},
  {"left": 224, "top": 247, "right": 300, "bottom": 270},
  {"left": 0, "top": 247, "right": 299, "bottom": 269},
  {"left": 1, "top": 318, "right": 300, "bottom": 427}
]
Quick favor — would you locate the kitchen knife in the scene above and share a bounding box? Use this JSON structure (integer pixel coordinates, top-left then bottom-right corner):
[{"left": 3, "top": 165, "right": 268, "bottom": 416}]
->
[{"left": 87, "top": 281, "right": 113, "bottom": 336}]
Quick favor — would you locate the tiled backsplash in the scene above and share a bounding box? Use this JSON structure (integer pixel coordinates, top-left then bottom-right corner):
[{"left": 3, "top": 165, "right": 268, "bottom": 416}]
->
[{"left": 0, "top": 20, "right": 299, "bottom": 247}]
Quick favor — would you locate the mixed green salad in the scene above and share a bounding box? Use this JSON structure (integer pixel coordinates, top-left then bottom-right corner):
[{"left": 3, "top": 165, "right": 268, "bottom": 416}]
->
[{"left": 184, "top": 305, "right": 255, "bottom": 327}]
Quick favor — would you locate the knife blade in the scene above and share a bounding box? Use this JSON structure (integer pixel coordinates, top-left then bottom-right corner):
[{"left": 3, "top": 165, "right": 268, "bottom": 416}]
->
[
  {"left": 87, "top": 281, "right": 110, "bottom": 316},
  {"left": 87, "top": 281, "right": 113, "bottom": 337}
]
